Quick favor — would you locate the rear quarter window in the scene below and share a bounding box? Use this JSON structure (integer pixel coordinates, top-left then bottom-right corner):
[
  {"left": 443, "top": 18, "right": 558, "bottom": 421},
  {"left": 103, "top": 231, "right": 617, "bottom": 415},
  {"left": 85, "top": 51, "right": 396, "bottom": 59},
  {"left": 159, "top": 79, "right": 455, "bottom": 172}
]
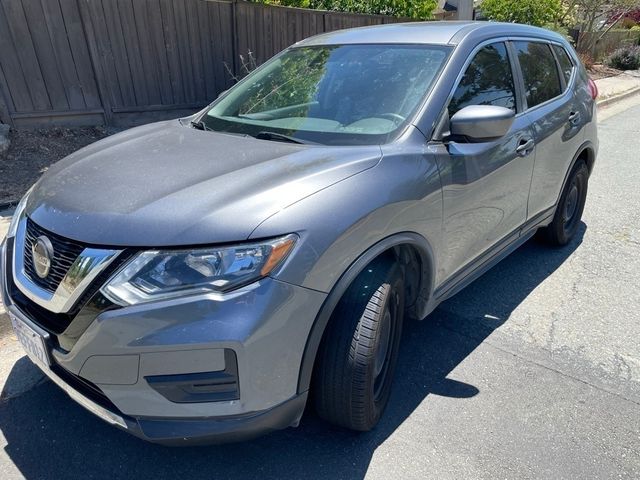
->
[{"left": 552, "top": 44, "right": 575, "bottom": 86}]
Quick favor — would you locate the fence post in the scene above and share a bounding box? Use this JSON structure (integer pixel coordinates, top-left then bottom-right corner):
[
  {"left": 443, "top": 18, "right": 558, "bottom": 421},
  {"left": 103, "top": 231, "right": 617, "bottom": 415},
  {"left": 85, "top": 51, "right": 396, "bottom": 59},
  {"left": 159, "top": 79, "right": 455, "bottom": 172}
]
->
[
  {"left": 76, "top": 0, "right": 113, "bottom": 125},
  {"left": 231, "top": 0, "right": 240, "bottom": 79}
]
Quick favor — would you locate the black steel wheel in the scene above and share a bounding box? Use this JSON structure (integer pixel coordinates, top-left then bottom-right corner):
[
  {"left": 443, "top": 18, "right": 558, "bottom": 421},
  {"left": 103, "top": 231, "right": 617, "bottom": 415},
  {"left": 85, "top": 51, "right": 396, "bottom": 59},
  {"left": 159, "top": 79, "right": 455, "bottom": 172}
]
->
[{"left": 540, "top": 160, "right": 589, "bottom": 246}]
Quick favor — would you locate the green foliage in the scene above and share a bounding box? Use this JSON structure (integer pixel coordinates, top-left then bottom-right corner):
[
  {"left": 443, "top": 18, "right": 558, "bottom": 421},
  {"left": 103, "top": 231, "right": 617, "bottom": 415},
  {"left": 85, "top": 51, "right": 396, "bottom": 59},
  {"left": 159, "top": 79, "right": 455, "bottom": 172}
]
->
[
  {"left": 606, "top": 44, "right": 640, "bottom": 69},
  {"left": 252, "top": 0, "right": 311, "bottom": 7},
  {"left": 480, "top": 0, "right": 563, "bottom": 27},
  {"left": 310, "top": 0, "right": 437, "bottom": 19},
  {"left": 248, "top": 0, "right": 438, "bottom": 19}
]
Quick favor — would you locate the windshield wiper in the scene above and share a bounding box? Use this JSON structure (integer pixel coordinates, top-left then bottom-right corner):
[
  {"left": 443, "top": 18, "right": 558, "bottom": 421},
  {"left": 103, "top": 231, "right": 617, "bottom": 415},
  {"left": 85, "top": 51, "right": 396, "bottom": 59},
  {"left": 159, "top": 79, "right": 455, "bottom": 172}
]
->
[
  {"left": 190, "top": 120, "right": 212, "bottom": 131},
  {"left": 254, "top": 131, "right": 315, "bottom": 145}
]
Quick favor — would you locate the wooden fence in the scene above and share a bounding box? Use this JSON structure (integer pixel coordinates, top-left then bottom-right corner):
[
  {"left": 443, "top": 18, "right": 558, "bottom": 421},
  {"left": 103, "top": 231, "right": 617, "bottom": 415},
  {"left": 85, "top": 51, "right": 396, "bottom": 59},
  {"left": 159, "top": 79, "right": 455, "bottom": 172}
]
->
[
  {"left": 575, "top": 29, "right": 640, "bottom": 61},
  {"left": 0, "top": 0, "right": 407, "bottom": 128}
]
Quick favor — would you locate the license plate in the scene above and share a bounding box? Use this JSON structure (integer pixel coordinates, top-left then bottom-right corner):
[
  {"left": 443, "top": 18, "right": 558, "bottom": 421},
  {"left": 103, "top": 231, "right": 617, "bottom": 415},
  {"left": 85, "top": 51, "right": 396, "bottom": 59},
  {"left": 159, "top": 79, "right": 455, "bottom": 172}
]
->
[{"left": 10, "top": 313, "right": 51, "bottom": 368}]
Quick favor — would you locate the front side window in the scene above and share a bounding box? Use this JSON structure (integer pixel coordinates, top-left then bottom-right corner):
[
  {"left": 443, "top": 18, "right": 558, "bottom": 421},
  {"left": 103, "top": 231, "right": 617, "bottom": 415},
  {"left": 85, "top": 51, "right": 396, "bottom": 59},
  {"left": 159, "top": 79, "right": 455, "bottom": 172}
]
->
[
  {"left": 552, "top": 44, "right": 575, "bottom": 86},
  {"left": 514, "top": 41, "right": 562, "bottom": 109},
  {"left": 203, "top": 44, "right": 451, "bottom": 145},
  {"left": 448, "top": 42, "right": 516, "bottom": 117}
]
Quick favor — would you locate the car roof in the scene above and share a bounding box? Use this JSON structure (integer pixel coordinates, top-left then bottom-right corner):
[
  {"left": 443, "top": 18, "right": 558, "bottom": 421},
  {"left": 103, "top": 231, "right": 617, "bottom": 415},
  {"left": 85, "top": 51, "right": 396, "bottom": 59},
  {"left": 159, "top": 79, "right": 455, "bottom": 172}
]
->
[{"left": 296, "top": 21, "right": 564, "bottom": 47}]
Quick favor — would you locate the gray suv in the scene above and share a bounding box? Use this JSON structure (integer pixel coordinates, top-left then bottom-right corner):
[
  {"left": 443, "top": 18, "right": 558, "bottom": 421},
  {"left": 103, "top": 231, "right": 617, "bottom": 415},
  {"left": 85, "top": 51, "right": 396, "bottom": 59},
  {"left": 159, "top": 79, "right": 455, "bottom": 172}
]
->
[{"left": 1, "top": 21, "right": 597, "bottom": 444}]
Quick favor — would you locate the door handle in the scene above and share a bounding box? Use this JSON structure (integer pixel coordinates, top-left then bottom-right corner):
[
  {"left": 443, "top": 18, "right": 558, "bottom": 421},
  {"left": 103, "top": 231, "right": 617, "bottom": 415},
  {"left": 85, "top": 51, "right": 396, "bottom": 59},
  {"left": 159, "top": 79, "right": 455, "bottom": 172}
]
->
[
  {"left": 568, "top": 111, "right": 581, "bottom": 126},
  {"left": 516, "top": 138, "right": 535, "bottom": 156}
]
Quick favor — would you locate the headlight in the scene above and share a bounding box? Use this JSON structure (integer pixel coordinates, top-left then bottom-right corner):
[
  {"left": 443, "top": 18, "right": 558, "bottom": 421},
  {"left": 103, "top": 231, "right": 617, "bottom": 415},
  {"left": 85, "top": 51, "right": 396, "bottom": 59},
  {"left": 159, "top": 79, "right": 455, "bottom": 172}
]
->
[
  {"left": 102, "top": 234, "right": 297, "bottom": 305},
  {"left": 7, "top": 187, "right": 33, "bottom": 238}
]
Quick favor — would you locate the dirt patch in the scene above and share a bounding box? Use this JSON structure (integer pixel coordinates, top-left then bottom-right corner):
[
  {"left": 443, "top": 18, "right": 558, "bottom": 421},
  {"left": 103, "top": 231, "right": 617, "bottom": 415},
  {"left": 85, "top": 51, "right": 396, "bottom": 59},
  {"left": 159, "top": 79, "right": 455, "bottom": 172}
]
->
[
  {"left": 0, "top": 126, "right": 122, "bottom": 205},
  {"left": 588, "top": 63, "right": 623, "bottom": 80}
]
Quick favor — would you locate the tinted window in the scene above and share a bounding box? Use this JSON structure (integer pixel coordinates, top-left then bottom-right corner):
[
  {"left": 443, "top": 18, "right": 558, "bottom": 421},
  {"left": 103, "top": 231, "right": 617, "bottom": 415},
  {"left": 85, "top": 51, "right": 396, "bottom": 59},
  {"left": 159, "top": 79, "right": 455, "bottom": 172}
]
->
[
  {"left": 552, "top": 44, "right": 574, "bottom": 86},
  {"left": 448, "top": 43, "right": 516, "bottom": 117},
  {"left": 514, "top": 42, "right": 562, "bottom": 108}
]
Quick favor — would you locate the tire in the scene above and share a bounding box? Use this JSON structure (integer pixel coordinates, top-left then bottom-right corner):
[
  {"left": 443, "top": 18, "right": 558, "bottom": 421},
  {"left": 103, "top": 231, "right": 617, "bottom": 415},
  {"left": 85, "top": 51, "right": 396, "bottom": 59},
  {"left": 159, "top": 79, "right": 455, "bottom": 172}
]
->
[
  {"left": 312, "top": 257, "right": 405, "bottom": 431},
  {"left": 540, "top": 160, "right": 589, "bottom": 246}
]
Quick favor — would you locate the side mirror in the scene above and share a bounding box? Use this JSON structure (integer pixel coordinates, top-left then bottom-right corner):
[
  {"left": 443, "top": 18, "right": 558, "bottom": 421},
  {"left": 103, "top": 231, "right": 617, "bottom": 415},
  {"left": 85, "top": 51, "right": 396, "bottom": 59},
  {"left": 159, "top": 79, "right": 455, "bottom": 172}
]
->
[{"left": 449, "top": 105, "right": 515, "bottom": 142}]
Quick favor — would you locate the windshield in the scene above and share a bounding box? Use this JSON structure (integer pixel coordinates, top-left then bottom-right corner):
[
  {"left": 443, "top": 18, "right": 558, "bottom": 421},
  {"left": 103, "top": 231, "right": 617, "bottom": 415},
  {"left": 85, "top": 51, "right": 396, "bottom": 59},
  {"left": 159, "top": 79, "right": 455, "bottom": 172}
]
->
[{"left": 202, "top": 44, "right": 451, "bottom": 145}]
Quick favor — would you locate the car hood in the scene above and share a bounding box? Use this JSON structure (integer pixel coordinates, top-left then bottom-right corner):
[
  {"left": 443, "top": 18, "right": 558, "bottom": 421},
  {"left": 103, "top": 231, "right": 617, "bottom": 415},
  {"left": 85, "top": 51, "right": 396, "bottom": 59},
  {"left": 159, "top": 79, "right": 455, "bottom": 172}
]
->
[{"left": 25, "top": 120, "right": 381, "bottom": 246}]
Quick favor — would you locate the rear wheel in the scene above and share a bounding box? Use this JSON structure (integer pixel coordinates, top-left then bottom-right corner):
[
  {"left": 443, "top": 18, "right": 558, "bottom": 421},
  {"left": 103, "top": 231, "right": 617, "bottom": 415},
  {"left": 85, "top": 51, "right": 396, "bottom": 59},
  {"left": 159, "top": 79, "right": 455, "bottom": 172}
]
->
[
  {"left": 313, "top": 257, "right": 404, "bottom": 431},
  {"left": 540, "top": 160, "right": 589, "bottom": 246}
]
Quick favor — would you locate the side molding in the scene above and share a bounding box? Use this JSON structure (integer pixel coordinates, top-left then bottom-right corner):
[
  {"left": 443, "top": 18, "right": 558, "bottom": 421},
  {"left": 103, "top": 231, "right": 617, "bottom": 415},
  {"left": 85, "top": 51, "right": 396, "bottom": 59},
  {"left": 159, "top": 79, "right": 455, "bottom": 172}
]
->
[{"left": 296, "top": 232, "right": 435, "bottom": 394}]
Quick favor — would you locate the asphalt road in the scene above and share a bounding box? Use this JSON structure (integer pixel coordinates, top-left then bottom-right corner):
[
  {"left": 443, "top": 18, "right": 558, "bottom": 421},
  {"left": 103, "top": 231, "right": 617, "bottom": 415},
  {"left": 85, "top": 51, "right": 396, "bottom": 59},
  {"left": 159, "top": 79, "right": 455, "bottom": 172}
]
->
[{"left": 1, "top": 100, "right": 639, "bottom": 479}]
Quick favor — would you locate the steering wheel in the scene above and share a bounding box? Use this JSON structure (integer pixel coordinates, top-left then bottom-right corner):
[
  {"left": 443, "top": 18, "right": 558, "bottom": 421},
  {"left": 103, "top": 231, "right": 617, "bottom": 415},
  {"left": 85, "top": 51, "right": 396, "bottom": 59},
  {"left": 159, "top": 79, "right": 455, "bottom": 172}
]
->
[{"left": 376, "top": 113, "right": 406, "bottom": 124}]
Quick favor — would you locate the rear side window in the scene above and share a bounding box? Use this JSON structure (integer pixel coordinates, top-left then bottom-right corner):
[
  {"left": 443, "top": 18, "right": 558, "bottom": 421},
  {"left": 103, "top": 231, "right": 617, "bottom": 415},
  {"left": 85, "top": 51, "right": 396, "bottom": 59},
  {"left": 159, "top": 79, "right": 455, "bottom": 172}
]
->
[
  {"left": 514, "top": 41, "right": 562, "bottom": 109},
  {"left": 552, "top": 44, "right": 574, "bottom": 85},
  {"left": 448, "top": 42, "right": 516, "bottom": 117}
]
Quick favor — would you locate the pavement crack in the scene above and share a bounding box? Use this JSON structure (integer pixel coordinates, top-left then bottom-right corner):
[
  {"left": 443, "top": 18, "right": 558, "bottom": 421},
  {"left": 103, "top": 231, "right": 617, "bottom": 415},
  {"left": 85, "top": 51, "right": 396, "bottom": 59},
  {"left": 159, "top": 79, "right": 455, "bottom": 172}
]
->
[{"left": 437, "top": 322, "right": 640, "bottom": 408}]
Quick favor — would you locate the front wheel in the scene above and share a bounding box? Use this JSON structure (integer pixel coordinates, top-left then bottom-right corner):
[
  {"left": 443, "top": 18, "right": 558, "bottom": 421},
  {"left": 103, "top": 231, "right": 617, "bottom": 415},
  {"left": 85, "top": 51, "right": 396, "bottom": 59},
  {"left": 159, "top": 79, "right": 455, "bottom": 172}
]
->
[
  {"left": 312, "top": 257, "right": 404, "bottom": 431},
  {"left": 540, "top": 160, "right": 589, "bottom": 246}
]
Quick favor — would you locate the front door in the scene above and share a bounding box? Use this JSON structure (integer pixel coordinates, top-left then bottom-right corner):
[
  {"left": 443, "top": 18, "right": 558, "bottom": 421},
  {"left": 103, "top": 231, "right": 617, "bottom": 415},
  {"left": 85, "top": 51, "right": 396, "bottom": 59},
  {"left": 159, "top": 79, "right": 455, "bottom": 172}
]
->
[{"left": 431, "top": 42, "right": 536, "bottom": 286}]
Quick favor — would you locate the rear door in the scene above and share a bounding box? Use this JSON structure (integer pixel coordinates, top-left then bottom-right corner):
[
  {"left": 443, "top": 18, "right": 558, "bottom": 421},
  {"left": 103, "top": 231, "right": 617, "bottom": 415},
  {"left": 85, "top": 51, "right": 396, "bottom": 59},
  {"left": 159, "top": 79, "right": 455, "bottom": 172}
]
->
[
  {"left": 432, "top": 41, "right": 536, "bottom": 285},
  {"left": 511, "top": 41, "right": 584, "bottom": 219}
]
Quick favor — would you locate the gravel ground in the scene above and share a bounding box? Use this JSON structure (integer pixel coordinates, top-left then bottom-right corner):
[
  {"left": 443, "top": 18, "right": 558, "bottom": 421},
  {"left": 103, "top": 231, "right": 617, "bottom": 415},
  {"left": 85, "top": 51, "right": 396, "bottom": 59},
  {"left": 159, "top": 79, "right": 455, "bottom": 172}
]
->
[
  {"left": 588, "top": 63, "right": 624, "bottom": 80},
  {"left": 0, "top": 127, "right": 120, "bottom": 205}
]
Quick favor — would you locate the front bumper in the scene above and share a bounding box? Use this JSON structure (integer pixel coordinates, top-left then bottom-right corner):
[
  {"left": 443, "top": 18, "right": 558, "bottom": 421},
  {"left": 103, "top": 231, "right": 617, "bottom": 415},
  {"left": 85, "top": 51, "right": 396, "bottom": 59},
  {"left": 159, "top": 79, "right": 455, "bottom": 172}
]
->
[
  {"left": 130, "top": 392, "right": 309, "bottom": 445},
  {"left": 1, "top": 236, "right": 326, "bottom": 443}
]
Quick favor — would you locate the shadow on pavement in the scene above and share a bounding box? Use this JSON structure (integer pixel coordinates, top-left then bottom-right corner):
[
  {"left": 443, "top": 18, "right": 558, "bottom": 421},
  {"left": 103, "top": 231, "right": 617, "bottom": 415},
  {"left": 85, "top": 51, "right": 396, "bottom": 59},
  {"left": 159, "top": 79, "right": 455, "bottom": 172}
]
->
[{"left": 0, "top": 225, "right": 585, "bottom": 479}]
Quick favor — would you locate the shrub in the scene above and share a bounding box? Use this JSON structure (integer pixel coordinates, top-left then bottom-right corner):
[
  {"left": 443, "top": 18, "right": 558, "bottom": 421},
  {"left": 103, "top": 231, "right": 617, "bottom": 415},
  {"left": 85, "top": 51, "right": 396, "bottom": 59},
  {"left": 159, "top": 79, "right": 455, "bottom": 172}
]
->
[
  {"left": 249, "top": 0, "right": 438, "bottom": 19},
  {"left": 578, "top": 51, "right": 595, "bottom": 70},
  {"left": 310, "top": 0, "right": 438, "bottom": 19},
  {"left": 606, "top": 45, "right": 640, "bottom": 70},
  {"left": 619, "top": 17, "right": 637, "bottom": 29}
]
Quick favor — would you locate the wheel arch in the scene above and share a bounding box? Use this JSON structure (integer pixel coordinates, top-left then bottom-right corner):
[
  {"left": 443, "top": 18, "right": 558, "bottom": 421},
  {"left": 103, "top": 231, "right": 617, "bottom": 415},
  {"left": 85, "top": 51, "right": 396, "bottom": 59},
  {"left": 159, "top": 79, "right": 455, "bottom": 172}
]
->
[
  {"left": 571, "top": 140, "right": 596, "bottom": 177},
  {"left": 551, "top": 140, "right": 595, "bottom": 210},
  {"left": 577, "top": 141, "right": 596, "bottom": 176},
  {"left": 296, "top": 232, "right": 436, "bottom": 394}
]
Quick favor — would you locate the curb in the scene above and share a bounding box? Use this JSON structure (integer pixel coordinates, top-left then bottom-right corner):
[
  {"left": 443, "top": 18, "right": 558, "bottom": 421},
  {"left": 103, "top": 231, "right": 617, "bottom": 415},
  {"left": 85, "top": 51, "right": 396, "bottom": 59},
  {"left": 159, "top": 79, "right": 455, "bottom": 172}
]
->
[{"left": 596, "top": 85, "right": 640, "bottom": 108}]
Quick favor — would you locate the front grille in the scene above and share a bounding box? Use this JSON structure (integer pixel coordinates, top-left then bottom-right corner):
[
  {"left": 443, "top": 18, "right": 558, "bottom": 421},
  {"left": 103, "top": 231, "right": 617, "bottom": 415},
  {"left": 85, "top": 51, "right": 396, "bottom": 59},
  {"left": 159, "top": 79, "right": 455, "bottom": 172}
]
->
[
  {"left": 23, "top": 219, "right": 84, "bottom": 293},
  {"left": 7, "top": 239, "right": 76, "bottom": 336},
  {"left": 6, "top": 236, "right": 130, "bottom": 348}
]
